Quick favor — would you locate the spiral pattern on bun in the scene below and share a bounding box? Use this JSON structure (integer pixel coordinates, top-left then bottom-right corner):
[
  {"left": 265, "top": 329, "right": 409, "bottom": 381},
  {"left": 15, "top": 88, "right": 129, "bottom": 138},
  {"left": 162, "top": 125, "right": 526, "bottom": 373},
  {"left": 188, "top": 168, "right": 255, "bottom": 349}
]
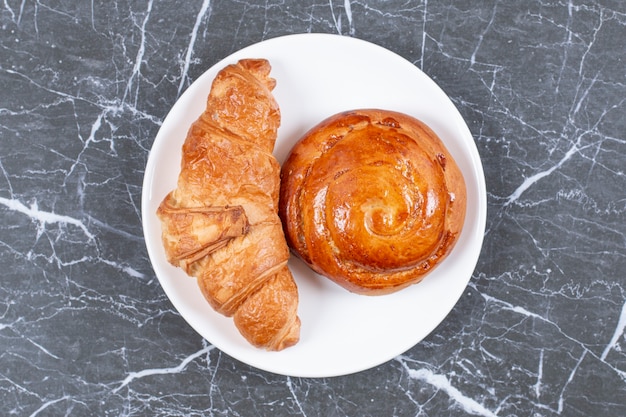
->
[{"left": 279, "top": 109, "right": 467, "bottom": 295}]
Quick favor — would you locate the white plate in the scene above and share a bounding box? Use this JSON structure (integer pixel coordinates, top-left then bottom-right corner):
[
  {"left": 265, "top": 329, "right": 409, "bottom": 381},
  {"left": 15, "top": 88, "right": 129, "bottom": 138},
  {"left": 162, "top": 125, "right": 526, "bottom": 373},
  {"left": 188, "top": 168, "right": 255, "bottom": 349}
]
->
[{"left": 142, "top": 33, "right": 486, "bottom": 378}]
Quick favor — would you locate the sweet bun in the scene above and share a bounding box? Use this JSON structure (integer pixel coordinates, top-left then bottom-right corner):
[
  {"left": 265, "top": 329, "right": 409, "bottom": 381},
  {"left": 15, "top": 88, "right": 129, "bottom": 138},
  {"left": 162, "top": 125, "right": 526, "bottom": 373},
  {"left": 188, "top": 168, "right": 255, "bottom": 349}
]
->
[{"left": 279, "top": 109, "right": 467, "bottom": 295}]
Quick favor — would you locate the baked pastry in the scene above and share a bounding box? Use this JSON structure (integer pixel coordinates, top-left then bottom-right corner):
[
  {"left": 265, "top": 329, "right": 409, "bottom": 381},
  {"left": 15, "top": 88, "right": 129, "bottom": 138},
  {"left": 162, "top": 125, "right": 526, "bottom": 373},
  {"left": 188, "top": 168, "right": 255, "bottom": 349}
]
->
[
  {"left": 157, "top": 59, "right": 300, "bottom": 350},
  {"left": 279, "top": 109, "right": 466, "bottom": 295}
]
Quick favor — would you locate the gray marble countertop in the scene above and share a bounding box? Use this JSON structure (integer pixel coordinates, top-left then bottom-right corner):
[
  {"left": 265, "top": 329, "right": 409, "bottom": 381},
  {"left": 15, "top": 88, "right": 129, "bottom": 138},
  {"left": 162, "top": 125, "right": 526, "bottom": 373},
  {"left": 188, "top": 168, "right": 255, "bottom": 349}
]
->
[{"left": 2, "top": 1, "right": 625, "bottom": 416}]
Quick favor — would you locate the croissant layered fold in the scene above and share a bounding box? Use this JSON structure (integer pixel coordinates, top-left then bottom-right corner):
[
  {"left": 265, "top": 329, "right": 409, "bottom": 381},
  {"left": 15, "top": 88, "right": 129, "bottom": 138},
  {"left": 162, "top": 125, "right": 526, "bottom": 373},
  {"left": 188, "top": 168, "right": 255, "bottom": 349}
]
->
[{"left": 157, "top": 59, "right": 300, "bottom": 350}]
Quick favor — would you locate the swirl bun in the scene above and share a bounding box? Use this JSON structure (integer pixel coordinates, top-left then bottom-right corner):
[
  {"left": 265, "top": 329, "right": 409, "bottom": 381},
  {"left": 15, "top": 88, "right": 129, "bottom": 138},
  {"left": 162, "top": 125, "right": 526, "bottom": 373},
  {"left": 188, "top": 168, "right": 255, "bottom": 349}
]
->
[{"left": 279, "top": 109, "right": 466, "bottom": 295}]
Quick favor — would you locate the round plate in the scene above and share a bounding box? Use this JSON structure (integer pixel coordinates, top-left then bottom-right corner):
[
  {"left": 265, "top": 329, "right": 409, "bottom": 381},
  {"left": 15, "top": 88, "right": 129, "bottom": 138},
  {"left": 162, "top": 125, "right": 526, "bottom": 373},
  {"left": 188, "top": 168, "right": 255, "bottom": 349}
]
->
[{"left": 142, "top": 33, "right": 486, "bottom": 378}]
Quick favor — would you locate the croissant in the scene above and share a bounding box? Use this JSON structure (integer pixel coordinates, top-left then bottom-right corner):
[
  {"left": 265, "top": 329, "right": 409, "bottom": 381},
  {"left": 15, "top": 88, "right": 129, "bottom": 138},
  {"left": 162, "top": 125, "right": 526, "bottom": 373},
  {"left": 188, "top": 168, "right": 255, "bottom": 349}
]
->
[
  {"left": 279, "top": 109, "right": 467, "bottom": 295},
  {"left": 157, "top": 59, "right": 300, "bottom": 350}
]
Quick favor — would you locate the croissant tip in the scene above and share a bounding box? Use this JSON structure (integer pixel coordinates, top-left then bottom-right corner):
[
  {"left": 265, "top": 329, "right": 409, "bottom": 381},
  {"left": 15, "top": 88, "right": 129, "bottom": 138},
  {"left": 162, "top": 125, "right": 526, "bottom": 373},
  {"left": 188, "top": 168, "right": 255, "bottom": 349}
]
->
[
  {"left": 268, "top": 317, "right": 301, "bottom": 351},
  {"left": 237, "top": 58, "right": 276, "bottom": 91}
]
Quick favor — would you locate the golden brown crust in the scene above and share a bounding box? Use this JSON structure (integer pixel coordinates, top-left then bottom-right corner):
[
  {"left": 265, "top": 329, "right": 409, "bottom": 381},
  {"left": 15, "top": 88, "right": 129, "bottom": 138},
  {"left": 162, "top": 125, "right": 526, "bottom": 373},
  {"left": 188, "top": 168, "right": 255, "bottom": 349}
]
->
[
  {"left": 279, "top": 109, "right": 467, "bottom": 295},
  {"left": 234, "top": 266, "right": 301, "bottom": 350},
  {"left": 157, "top": 59, "right": 300, "bottom": 350}
]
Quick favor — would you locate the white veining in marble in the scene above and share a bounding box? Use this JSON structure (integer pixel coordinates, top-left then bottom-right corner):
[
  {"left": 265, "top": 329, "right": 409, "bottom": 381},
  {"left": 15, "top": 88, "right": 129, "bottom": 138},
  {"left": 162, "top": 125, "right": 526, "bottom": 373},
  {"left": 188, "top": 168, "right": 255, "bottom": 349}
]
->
[{"left": 0, "top": 1, "right": 624, "bottom": 416}]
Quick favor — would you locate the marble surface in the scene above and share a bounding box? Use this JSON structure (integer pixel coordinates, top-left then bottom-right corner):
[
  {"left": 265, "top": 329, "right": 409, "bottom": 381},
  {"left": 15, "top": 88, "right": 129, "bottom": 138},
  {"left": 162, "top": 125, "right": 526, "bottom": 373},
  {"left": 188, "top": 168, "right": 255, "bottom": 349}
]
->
[{"left": 1, "top": 1, "right": 625, "bottom": 416}]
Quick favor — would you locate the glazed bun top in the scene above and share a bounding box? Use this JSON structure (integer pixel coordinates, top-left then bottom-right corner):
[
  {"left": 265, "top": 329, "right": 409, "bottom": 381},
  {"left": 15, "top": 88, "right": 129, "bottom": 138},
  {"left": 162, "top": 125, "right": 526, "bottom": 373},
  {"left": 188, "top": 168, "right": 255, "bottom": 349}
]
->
[{"left": 279, "top": 109, "right": 467, "bottom": 295}]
